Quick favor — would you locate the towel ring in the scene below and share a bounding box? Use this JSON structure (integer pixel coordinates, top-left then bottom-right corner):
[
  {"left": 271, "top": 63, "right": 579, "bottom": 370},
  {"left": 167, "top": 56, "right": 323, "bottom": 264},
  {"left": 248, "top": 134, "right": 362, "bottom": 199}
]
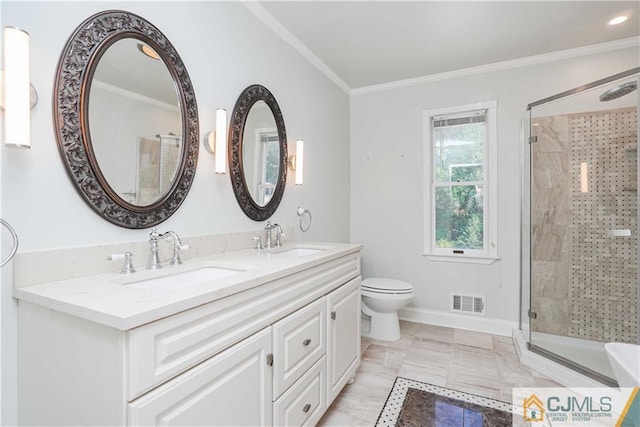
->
[
  {"left": 296, "top": 207, "right": 312, "bottom": 232},
  {"left": 0, "top": 218, "right": 18, "bottom": 267}
]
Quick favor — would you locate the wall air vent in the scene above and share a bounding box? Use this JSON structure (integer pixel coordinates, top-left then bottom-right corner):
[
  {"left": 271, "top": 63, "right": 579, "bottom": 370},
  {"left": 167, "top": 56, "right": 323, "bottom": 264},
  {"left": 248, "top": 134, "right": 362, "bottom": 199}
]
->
[{"left": 451, "top": 293, "right": 485, "bottom": 316}]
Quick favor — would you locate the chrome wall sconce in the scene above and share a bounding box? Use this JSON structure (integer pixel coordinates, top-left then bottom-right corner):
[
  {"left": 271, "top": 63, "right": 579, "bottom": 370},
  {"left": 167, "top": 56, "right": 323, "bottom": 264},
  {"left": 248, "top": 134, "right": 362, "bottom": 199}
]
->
[
  {"left": 1, "top": 26, "right": 38, "bottom": 149},
  {"left": 288, "top": 139, "right": 304, "bottom": 185},
  {"left": 203, "top": 108, "right": 227, "bottom": 174}
]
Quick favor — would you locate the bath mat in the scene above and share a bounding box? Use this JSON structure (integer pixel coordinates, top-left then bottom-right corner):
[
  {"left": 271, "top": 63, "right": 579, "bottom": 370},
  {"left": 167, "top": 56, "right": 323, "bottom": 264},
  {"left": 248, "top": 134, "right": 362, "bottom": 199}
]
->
[{"left": 375, "top": 377, "right": 533, "bottom": 426}]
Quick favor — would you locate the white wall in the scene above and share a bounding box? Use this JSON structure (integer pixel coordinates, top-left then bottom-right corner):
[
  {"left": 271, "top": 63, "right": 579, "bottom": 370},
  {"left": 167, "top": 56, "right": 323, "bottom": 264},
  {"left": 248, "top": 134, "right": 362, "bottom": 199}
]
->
[
  {"left": 1, "top": 2, "right": 350, "bottom": 423},
  {"left": 350, "top": 46, "right": 639, "bottom": 324}
]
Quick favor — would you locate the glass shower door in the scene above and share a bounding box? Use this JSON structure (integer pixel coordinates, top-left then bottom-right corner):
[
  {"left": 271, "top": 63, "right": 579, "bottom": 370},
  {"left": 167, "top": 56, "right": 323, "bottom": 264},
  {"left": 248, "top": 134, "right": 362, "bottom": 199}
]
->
[{"left": 527, "top": 72, "right": 639, "bottom": 385}]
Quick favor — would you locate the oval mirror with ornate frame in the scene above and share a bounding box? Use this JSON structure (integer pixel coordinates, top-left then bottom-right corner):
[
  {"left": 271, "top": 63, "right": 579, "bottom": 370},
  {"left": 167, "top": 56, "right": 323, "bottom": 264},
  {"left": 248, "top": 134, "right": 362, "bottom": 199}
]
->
[
  {"left": 229, "top": 85, "right": 287, "bottom": 221},
  {"left": 53, "top": 10, "right": 199, "bottom": 229}
]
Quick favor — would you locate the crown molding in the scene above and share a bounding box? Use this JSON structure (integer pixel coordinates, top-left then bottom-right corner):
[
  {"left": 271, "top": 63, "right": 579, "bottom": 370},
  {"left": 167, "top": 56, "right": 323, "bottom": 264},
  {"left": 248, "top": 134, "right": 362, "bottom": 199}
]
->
[
  {"left": 241, "top": 1, "right": 351, "bottom": 95},
  {"left": 351, "top": 36, "right": 640, "bottom": 96},
  {"left": 240, "top": 2, "right": 639, "bottom": 99}
]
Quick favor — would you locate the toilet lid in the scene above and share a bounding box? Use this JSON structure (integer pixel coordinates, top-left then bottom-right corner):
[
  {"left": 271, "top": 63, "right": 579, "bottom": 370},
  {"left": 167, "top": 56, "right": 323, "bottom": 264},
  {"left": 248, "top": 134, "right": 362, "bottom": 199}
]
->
[{"left": 362, "top": 278, "right": 413, "bottom": 294}]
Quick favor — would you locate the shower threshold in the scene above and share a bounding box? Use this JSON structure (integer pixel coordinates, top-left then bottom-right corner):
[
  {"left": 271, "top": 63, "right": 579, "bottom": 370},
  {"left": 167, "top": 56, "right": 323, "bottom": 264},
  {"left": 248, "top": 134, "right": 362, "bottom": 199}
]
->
[
  {"left": 513, "top": 330, "right": 617, "bottom": 388},
  {"left": 530, "top": 332, "right": 616, "bottom": 381}
]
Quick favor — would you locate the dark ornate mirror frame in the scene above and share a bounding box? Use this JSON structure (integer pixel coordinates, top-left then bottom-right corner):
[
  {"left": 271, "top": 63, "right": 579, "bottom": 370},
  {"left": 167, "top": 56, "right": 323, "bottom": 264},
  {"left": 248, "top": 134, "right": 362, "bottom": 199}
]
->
[
  {"left": 229, "top": 85, "right": 288, "bottom": 221},
  {"left": 53, "top": 10, "right": 199, "bottom": 229}
]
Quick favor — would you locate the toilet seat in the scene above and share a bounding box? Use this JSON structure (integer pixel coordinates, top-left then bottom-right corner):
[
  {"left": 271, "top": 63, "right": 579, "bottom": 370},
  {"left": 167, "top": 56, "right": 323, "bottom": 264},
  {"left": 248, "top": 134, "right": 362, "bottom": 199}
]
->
[
  {"left": 361, "top": 277, "right": 414, "bottom": 341},
  {"left": 362, "top": 278, "right": 413, "bottom": 295}
]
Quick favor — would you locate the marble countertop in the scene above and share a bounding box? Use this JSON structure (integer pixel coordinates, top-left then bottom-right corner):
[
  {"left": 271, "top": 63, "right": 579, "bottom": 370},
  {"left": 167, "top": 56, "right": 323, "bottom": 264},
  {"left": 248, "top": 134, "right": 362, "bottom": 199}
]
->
[{"left": 13, "top": 242, "right": 362, "bottom": 331}]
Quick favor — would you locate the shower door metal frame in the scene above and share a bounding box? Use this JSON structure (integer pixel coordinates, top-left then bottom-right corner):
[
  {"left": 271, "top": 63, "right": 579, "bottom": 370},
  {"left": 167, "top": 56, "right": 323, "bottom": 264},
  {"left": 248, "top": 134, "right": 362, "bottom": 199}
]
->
[
  {"left": 526, "top": 67, "right": 640, "bottom": 111},
  {"left": 522, "top": 67, "right": 640, "bottom": 387}
]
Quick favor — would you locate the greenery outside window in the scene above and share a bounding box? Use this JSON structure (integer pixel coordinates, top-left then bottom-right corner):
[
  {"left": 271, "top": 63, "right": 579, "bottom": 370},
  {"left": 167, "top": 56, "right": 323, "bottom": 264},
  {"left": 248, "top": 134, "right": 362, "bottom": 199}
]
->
[{"left": 423, "top": 101, "right": 498, "bottom": 263}]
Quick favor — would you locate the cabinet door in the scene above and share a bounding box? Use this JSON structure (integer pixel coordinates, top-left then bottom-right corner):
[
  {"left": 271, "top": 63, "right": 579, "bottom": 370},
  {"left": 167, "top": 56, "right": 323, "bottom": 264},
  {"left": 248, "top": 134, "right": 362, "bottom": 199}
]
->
[
  {"left": 129, "top": 327, "right": 272, "bottom": 426},
  {"left": 326, "top": 277, "right": 361, "bottom": 404}
]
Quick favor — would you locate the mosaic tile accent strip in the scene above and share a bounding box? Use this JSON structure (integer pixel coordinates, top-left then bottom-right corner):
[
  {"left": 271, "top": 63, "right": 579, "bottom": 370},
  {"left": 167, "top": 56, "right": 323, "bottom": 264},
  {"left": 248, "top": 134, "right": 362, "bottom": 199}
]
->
[
  {"left": 375, "top": 377, "right": 538, "bottom": 427},
  {"left": 568, "top": 107, "right": 638, "bottom": 343}
]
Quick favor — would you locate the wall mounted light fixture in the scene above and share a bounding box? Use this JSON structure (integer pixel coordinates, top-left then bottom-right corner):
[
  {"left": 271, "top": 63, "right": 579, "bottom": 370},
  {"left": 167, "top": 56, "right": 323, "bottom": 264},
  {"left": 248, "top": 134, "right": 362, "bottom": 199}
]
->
[
  {"left": 203, "top": 108, "right": 227, "bottom": 174},
  {"left": 288, "top": 139, "right": 304, "bottom": 185},
  {"left": 1, "top": 26, "right": 37, "bottom": 149}
]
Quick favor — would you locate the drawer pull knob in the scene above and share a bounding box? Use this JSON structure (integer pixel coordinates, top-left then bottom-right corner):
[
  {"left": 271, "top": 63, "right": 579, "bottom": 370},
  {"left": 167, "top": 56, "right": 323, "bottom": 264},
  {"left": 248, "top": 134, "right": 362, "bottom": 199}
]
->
[
  {"left": 331, "top": 311, "right": 336, "bottom": 320},
  {"left": 303, "top": 338, "right": 311, "bottom": 346},
  {"left": 303, "top": 403, "right": 311, "bottom": 413}
]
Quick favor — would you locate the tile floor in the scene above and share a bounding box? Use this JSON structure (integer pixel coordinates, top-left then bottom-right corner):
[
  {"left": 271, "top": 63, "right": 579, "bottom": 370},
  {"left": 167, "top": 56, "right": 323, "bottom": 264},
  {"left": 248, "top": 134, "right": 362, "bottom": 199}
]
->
[{"left": 318, "top": 321, "right": 560, "bottom": 426}]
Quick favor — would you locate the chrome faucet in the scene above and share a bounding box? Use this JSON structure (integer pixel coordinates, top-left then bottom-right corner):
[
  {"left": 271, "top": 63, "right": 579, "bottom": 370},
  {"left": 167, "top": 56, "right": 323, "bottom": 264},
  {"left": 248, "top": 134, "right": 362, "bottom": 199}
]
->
[
  {"left": 274, "top": 224, "right": 285, "bottom": 247},
  {"left": 148, "top": 228, "right": 162, "bottom": 269},
  {"left": 264, "top": 222, "right": 276, "bottom": 250},
  {"left": 147, "top": 228, "right": 188, "bottom": 269},
  {"left": 163, "top": 231, "right": 187, "bottom": 266},
  {"left": 264, "top": 222, "right": 285, "bottom": 249}
]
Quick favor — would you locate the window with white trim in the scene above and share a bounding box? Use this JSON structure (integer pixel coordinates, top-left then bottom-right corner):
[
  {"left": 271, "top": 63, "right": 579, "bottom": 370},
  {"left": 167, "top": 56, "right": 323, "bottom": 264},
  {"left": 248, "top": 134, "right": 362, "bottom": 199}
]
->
[{"left": 423, "top": 101, "right": 498, "bottom": 263}]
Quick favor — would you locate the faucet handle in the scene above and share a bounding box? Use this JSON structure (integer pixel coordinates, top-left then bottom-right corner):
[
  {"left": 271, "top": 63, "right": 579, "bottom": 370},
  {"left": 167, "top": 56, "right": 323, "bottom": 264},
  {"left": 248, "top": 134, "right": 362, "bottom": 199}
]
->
[
  {"left": 275, "top": 231, "right": 286, "bottom": 247},
  {"left": 108, "top": 252, "right": 136, "bottom": 275},
  {"left": 169, "top": 243, "right": 189, "bottom": 266},
  {"left": 253, "top": 236, "right": 263, "bottom": 250}
]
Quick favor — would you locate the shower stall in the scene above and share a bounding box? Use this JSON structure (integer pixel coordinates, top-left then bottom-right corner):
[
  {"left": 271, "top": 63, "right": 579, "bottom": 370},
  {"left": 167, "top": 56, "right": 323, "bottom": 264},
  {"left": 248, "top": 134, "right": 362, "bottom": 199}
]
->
[{"left": 521, "top": 67, "right": 640, "bottom": 386}]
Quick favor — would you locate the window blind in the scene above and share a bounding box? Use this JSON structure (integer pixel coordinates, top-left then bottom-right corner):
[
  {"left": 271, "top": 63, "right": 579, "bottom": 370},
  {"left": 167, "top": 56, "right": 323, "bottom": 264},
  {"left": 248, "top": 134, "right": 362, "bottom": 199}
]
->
[{"left": 432, "top": 109, "right": 487, "bottom": 128}]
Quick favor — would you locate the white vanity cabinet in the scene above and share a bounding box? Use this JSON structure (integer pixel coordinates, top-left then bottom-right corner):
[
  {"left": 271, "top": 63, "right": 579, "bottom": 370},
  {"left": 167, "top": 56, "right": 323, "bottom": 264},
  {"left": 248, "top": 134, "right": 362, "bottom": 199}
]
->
[{"left": 17, "top": 249, "right": 361, "bottom": 426}]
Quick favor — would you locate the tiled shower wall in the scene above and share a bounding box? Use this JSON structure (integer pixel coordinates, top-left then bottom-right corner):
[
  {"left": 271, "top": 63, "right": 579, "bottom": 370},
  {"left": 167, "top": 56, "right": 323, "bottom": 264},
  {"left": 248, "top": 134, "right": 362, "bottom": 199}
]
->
[
  {"left": 568, "top": 107, "right": 638, "bottom": 343},
  {"left": 532, "top": 106, "right": 638, "bottom": 343}
]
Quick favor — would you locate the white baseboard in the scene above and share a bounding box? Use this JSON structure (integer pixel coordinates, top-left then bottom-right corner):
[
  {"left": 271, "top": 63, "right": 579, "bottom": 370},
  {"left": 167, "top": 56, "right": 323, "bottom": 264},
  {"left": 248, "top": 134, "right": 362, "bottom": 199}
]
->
[
  {"left": 512, "top": 329, "right": 608, "bottom": 388},
  {"left": 398, "top": 307, "right": 518, "bottom": 337}
]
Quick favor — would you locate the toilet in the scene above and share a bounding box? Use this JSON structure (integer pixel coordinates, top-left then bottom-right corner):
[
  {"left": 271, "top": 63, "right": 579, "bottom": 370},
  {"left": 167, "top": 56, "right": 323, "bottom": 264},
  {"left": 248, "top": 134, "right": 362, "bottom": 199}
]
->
[{"left": 361, "top": 277, "right": 414, "bottom": 341}]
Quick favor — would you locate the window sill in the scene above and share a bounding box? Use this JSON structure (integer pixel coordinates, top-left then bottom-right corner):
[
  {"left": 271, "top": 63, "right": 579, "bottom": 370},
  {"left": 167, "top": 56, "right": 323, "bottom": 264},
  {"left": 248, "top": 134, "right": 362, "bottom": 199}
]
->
[{"left": 422, "top": 253, "right": 500, "bottom": 265}]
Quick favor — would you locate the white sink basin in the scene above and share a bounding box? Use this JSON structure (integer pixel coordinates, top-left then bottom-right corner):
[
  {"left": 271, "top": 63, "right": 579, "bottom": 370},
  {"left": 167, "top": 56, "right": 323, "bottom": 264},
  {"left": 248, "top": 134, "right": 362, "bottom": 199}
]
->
[
  {"left": 274, "top": 248, "right": 325, "bottom": 257},
  {"left": 127, "top": 266, "right": 243, "bottom": 292}
]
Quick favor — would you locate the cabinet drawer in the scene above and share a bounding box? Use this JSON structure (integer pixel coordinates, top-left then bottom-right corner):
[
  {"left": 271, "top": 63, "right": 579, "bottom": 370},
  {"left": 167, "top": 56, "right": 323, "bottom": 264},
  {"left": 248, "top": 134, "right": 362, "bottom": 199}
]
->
[
  {"left": 274, "top": 356, "right": 326, "bottom": 427},
  {"left": 273, "top": 297, "right": 326, "bottom": 399}
]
